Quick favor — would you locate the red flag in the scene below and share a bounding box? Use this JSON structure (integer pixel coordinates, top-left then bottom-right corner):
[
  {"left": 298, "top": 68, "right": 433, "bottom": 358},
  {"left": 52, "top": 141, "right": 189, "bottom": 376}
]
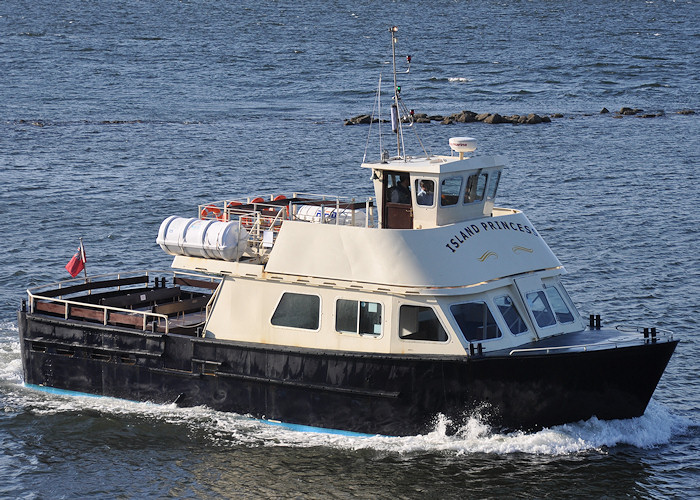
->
[{"left": 65, "top": 241, "right": 87, "bottom": 278}]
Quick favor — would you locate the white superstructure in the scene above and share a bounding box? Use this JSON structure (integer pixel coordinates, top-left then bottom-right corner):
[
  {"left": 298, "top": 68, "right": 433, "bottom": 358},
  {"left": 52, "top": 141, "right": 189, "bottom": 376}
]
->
[{"left": 162, "top": 138, "right": 584, "bottom": 358}]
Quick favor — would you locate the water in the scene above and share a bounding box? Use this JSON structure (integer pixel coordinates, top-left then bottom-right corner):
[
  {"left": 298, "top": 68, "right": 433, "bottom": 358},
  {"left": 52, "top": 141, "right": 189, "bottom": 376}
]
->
[{"left": 1, "top": 0, "right": 699, "bottom": 497}]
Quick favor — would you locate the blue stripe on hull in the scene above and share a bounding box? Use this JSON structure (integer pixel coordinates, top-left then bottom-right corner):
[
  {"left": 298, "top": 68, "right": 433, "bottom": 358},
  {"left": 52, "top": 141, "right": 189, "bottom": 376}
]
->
[
  {"left": 24, "top": 383, "right": 107, "bottom": 399},
  {"left": 23, "top": 382, "right": 381, "bottom": 437}
]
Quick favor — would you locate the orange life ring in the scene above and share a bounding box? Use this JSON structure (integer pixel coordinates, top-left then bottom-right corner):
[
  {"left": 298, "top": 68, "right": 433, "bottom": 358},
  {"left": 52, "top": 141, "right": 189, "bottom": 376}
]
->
[
  {"left": 250, "top": 197, "right": 264, "bottom": 204},
  {"left": 201, "top": 204, "right": 222, "bottom": 220},
  {"left": 274, "top": 194, "right": 287, "bottom": 201},
  {"left": 240, "top": 214, "right": 254, "bottom": 228}
]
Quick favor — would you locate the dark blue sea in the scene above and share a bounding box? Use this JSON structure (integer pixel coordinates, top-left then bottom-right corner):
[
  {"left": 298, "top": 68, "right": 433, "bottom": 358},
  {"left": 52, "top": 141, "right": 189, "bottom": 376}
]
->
[{"left": 1, "top": 0, "right": 699, "bottom": 497}]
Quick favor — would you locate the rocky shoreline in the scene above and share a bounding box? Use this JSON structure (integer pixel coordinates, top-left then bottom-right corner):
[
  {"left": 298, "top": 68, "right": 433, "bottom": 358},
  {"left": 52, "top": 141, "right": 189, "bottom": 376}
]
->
[{"left": 344, "top": 107, "right": 696, "bottom": 126}]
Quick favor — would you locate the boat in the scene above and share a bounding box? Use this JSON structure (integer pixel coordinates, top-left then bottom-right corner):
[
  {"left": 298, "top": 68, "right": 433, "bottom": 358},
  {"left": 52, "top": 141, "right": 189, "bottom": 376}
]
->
[{"left": 17, "top": 27, "right": 678, "bottom": 436}]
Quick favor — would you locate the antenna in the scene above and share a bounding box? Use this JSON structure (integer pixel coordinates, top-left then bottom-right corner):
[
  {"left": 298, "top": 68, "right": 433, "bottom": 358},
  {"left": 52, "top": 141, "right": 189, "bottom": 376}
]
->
[
  {"left": 389, "top": 26, "right": 404, "bottom": 158},
  {"left": 362, "top": 27, "right": 429, "bottom": 163},
  {"left": 388, "top": 26, "right": 428, "bottom": 160}
]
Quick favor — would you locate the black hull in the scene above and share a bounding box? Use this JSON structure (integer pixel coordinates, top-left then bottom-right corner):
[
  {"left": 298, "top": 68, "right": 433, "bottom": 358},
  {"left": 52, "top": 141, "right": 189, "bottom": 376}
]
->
[{"left": 18, "top": 311, "right": 678, "bottom": 436}]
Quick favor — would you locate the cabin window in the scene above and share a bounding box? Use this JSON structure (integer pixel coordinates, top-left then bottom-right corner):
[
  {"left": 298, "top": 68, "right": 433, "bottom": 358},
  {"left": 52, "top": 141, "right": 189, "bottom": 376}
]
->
[
  {"left": 440, "top": 177, "right": 462, "bottom": 206},
  {"left": 494, "top": 295, "right": 529, "bottom": 335},
  {"left": 271, "top": 292, "right": 320, "bottom": 330},
  {"left": 464, "top": 172, "right": 488, "bottom": 204},
  {"left": 525, "top": 290, "right": 557, "bottom": 328},
  {"left": 485, "top": 171, "right": 501, "bottom": 200},
  {"left": 387, "top": 173, "right": 411, "bottom": 204},
  {"left": 415, "top": 179, "right": 435, "bottom": 206},
  {"left": 544, "top": 286, "right": 575, "bottom": 324},
  {"left": 336, "top": 299, "right": 382, "bottom": 336},
  {"left": 399, "top": 305, "right": 448, "bottom": 342},
  {"left": 450, "top": 302, "right": 502, "bottom": 341}
]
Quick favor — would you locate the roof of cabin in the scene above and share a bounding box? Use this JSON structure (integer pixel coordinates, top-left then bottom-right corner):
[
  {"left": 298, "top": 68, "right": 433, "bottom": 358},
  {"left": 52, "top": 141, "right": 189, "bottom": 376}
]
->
[{"left": 361, "top": 154, "right": 506, "bottom": 175}]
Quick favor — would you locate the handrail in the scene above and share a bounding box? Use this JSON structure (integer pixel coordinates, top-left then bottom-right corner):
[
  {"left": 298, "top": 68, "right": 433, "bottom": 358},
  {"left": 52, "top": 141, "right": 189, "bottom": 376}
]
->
[
  {"left": 27, "top": 270, "right": 155, "bottom": 295},
  {"left": 509, "top": 341, "right": 620, "bottom": 355},
  {"left": 27, "top": 269, "right": 220, "bottom": 296},
  {"left": 28, "top": 293, "right": 171, "bottom": 334},
  {"left": 26, "top": 269, "right": 222, "bottom": 335},
  {"left": 203, "top": 279, "right": 224, "bottom": 337},
  {"left": 198, "top": 193, "right": 376, "bottom": 228},
  {"left": 508, "top": 332, "right": 674, "bottom": 356},
  {"left": 195, "top": 194, "right": 376, "bottom": 260}
]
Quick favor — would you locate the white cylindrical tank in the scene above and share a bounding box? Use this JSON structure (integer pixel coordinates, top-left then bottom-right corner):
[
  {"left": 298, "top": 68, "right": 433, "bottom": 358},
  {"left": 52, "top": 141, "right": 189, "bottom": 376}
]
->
[
  {"left": 295, "top": 205, "right": 366, "bottom": 226},
  {"left": 156, "top": 216, "right": 249, "bottom": 261}
]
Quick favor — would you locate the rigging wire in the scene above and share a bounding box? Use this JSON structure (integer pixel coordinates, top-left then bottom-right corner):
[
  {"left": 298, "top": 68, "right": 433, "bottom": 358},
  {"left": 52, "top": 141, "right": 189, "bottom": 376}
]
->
[
  {"left": 363, "top": 73, "right": 382, "bottom": 164},
  {"left": 362, "top": 26, "right": 430, "bottom": 163}
]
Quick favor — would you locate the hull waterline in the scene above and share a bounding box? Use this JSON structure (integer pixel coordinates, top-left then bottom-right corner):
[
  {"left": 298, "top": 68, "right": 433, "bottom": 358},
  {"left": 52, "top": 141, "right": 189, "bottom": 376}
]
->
[{"left": 18, "top": 311, "right": 677, "bottom": 435}]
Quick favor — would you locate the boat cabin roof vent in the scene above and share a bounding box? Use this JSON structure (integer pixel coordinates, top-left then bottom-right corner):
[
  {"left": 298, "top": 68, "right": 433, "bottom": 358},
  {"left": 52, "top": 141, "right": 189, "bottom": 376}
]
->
[{"left": 449, "top": 137, "right": 477, "bottom": 160}]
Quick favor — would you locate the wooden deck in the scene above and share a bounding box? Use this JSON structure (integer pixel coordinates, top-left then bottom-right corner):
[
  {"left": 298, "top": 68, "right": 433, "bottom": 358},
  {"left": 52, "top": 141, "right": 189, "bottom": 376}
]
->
[{"left": 29, "top": 272, "right": 219, "bottom": 336}]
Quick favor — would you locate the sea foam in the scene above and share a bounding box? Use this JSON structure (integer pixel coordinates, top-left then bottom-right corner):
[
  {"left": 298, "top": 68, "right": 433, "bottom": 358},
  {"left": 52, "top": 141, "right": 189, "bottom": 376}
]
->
[
  {"left": 4, "top": 378, "right": 691, "bottom": 457},
  {"left": 1, "top": 319, "right": 690, "bottom": 456}
]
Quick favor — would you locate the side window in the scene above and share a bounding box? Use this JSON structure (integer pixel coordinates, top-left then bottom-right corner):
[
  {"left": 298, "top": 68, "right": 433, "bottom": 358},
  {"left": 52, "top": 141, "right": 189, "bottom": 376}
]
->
[
  {"left": 494, "top": 295, "right": 529, "bottom": 335},
  {"left": 415, "top": 179, "right": 435, "bottom": 206},
  {"left": 440, "top": 177, "right": 462, "bottom": 206},
  {"left": 271, "top": 293, "right": 320, "bottom": 330},
  {"left": 399, "top": 305, "right": 448, "bottom": 341},
  {"left": 544, "top": 286, "right": 574, "bottom": 324},
  {"left": 335, "top": 299, "right": 357, "bottom": 333},
  {"left": 485, "top": 170, "right": 501, "bottom": 200},
  {"left": 525, "top": 290, "right": 557, "bottom": 328},
  {"left": 450, "top": 302, "right": 502, "bottom": 341},
  {"left": 336, "top": 299, "right": 382, "bottom": 336},
  {"left": 464, "top": 172, "right": 487, "bottom": 204},
  {"left": 387, "top": 173, "right": 411, "bottom": 204}
]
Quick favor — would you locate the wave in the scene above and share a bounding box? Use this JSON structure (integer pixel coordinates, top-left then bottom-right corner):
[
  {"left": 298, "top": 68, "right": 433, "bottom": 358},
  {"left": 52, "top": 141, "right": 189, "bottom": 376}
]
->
[
  {"left": 1, "top": 320, "right": 690, "bottom": 456},
  {"left": 428, "top": 77, "right": 472, "bottom": 83},
  {"left": 240, "top": 401, "right": 691, "bottom": 455},
  {"left": 2, "top": 379, "right": 690, "bottom": 457},
  {"left": 0, "top": 322, "right": 22, "bottom": 384}
]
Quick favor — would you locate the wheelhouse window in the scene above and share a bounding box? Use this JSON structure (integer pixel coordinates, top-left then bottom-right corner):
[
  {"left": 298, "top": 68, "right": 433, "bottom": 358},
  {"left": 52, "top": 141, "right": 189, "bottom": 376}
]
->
[
  {"left": 494, "top": 295, "right": 529, "bottom": 335},
  {"left": 464, "top": 172, "right": 488, "bottom": 204},
  {"left": 544, "top": 286, "right": 574, "bottom": 324},
  {"left": 336, "top": 299, "right": 382, "bottom": 336},
  {"left": 450, "top": 302, "right": 502, "bottom": 341},
  {"left": 525, "top": 290, "right": 557, "bottom": 328},
  {"left": 485, "top": 171, "right": 501, "bottom": 200},
  {"left": 440, "top": 177, "right": 462, "bottom": 206},
  {"left": 271, "top": 292, "right": 320, "bottom": 330},
  {"left": 415, "top": 179, "right": 435, "bottom": 206},
  {"left": 399, "top": 305, "right": 448, "bottom": 341},
  {"left": 387, "top": 173, "right": 411, "bottom": 204}
]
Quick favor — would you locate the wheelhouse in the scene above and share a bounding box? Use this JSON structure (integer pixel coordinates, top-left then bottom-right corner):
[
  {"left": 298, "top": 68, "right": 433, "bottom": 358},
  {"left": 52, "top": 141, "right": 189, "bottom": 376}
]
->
[{"left": 363, "top": 141, "right": 505, "bottom": 230}]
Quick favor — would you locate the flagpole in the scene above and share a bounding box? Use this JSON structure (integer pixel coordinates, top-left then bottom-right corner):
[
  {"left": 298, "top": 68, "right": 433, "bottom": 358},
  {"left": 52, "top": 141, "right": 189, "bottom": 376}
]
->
[{"left": 79, "top": 237, "right": 88, "bottom": 280}]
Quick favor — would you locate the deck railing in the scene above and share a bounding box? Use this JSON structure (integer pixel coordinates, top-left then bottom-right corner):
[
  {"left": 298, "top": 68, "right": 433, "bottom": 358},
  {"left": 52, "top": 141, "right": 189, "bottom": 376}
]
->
[
  {"left": 196, "top": 193, "right": 375, "bottom": 258},
  {"left": 198, "top": 193, "right": 375, "bottom": 226},
  {"left": 508, "top": 328, "right": 674, "bottom": 356},
  {"left": 26, "top": 270, "right": 220, "bottom": 335},
  {"left": 29, "top": 294, "right": 170, "bottom": 332}
]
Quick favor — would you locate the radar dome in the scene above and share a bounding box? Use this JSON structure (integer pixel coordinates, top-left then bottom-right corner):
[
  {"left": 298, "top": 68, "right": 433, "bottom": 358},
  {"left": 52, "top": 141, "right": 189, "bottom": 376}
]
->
[{"left": 449, "top": 137, "right": 477, "bottom": 154}]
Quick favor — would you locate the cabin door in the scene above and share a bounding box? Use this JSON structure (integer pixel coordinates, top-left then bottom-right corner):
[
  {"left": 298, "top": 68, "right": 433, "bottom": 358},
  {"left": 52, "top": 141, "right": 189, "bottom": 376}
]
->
[
  {"left": 383, "top": 171, "right": 413, "bottom": 229},
  {"left": 513, "top": 276, "right": 549, "bottom": 340}
]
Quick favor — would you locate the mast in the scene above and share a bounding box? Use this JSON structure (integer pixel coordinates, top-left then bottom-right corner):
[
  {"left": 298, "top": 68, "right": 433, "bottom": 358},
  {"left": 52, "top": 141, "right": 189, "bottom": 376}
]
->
[
  {"left": 389, "top": 26, "right": 403, "bottom": 158},
  {"left": 385, "top": 26, "right": 428, "bottom": 161}
]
